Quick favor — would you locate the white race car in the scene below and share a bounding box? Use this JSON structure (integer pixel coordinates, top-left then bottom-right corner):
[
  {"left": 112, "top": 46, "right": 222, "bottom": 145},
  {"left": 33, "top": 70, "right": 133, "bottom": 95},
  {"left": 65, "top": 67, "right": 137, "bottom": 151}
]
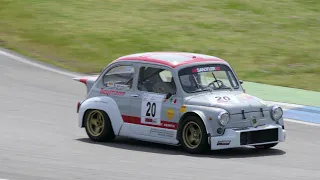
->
[{"left": 74, "top": 52, "right": 286, "bottom": 154}]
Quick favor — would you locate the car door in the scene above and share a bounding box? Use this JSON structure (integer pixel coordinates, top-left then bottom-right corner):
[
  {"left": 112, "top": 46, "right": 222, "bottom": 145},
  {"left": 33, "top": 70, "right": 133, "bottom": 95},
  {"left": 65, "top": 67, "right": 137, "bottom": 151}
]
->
[{"left": 128, "top": 64, "right": 181, "bottom": 143}]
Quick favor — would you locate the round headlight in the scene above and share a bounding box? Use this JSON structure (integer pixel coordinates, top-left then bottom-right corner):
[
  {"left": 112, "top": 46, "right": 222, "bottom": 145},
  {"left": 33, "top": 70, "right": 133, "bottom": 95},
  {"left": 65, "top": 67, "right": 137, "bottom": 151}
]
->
[
  {"left": 271, "top": 106, "right": 283, "bottom": 121},
  {"left": 218, "top": 112, "right": 230, "bottom": 126}
]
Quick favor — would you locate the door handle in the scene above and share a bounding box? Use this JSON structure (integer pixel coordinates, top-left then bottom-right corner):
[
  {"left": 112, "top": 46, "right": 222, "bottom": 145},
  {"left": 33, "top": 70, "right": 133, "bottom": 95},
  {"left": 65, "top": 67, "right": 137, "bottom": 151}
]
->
[{"left": 131, "top": 94, "right": 140, "bottom": 97}]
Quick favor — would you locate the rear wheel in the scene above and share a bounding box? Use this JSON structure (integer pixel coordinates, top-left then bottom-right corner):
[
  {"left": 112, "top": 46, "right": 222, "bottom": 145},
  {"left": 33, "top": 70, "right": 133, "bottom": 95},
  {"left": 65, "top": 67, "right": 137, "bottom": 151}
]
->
[
  {"left": 254, "top": 143, "right": 278, "bottom": 149},
  {"left": 179, "top": 116, "right": 209, "bottom": 154},
  {"left": 84, "top": 109, "right": 115, "bottom": 142}
]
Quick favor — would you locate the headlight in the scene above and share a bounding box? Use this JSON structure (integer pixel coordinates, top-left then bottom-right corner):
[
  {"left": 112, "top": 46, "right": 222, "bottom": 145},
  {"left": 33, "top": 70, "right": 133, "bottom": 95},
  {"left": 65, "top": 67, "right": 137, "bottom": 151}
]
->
[
  {"left": 218, "top": 111, "right": 230, "bottom": 126},
  {"left": 271, "top": 106, "right": 283, "bottom": 121}
]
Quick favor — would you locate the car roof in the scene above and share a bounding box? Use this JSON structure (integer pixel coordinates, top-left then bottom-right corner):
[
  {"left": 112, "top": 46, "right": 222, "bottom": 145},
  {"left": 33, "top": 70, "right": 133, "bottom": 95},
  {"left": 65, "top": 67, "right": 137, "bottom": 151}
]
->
[{"left": 113, "top": 52, "right": 226, "bottom": 68}]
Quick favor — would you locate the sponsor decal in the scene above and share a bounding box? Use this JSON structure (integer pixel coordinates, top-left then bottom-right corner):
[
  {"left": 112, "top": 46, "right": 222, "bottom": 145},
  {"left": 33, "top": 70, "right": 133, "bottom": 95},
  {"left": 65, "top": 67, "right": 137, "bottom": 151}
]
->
[
  {"left": 180, "top": 105, "right": 187, "bottom": 113},
  {"left": 145, "top": 118, "right": 154, "bottom": 123},
  {"left": 150, "top": 128, "right": 174, "bottom": 138},
  {"left": 163, "top": 123, "right": 177, "bottom": 129},
  {"left": 106, "top": 81, "right": 130, "bottom": 89},
  {"left": 115, "top": 84, "right": 130, "bottom": 90},
  {"left": 192, "top": 66, "right": 221, "bottom": 73},
  {"left": 106, "top": 81, "right": 114, "bottom": 87},
  {"left": 211, "top": 95, "right": 240, "bottom": 104},
  {"left": 164, "top": 97, "right": 177, "bottom": 104},
  {"left": 100, "top": 88, "right": 125, "bottom": 96},
  {"left": 250, "top": 116, "right": 258, "bottom": 127},
  {"left": 169, "top": 98, "right": 177, "bottom": 104},
  {"left": 217, "top": 140, "right": 231, "bottom": 145},
  {"left": 166, "top": 108, "right": 175, "bottom": 120}
]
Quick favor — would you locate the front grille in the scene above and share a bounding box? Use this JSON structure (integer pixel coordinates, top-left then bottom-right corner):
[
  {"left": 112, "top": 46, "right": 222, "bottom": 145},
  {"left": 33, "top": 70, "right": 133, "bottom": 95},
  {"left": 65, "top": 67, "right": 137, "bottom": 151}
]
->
[{"left": 240, "top": 128, "right": 278, "bottom": 145}]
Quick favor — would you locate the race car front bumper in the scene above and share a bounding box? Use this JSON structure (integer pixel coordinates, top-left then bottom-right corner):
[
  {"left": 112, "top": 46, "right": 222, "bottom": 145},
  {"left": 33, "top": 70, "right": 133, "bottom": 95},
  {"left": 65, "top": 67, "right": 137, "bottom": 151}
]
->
[{"left": 210, "top": 124, "right": 286, "bottom": 150}]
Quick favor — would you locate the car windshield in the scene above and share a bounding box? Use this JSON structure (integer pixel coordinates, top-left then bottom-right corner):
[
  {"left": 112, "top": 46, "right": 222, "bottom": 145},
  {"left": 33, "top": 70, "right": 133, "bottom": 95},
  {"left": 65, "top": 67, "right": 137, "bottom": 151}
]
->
[{"left": 178, "top": 64, "right": 240, "bottom": 93}]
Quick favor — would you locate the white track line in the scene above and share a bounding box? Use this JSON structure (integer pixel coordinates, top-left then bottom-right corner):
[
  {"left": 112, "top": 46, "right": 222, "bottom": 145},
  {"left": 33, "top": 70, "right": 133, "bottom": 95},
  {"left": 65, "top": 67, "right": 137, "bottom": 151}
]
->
[
  {"left": 1, "top": 49, "right": 319, "bottom": 127},
  {"left": 284, "top": 119, "right": 320, "bottom": 127},
  {"left": 0, "top": 49, "right": 80, "bottom": 77},
  {"left": 267, "top": 101, "right": 320, "bottom": 112}
]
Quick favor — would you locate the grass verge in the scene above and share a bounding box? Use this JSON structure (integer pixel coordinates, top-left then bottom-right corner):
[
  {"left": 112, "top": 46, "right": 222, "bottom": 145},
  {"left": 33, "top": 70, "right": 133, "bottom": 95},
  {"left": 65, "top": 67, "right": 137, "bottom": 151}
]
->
[{"left": 1, "top": 0, "right": 319, "bottom": 91}]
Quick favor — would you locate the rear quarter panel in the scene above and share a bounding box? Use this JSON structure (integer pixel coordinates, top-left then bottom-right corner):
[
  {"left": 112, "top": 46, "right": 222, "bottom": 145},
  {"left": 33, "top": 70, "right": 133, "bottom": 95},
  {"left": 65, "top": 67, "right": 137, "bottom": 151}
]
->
[{"left": 78, "top": 96, "right": 124, "bottom": 135}]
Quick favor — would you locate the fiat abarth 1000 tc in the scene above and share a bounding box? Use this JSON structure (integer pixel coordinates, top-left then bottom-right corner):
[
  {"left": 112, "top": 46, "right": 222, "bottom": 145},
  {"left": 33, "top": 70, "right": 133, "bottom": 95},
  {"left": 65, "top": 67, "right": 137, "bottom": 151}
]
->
[{"left": 74, "top": 52, "right": 286, "bottom": 154}]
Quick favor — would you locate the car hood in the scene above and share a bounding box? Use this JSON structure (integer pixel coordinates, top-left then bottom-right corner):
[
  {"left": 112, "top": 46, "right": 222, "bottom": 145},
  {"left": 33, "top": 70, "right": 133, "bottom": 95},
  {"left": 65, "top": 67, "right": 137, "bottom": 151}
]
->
[{"left": 184, "top": 91, "right": 269, "bottom": 115}]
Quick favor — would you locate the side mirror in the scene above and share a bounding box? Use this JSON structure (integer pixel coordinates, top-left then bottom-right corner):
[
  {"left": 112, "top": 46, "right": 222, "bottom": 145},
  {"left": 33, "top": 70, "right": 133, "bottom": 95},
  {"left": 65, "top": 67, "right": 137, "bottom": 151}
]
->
[
  {"left": 166, "top": 92, "right": 176, "bottom": 99},
  {"left": 166, "top": 92, "right": 173, "bottom": 99},
  {"left": 239, "top": 80, "right": 243, "bottom": 84}
]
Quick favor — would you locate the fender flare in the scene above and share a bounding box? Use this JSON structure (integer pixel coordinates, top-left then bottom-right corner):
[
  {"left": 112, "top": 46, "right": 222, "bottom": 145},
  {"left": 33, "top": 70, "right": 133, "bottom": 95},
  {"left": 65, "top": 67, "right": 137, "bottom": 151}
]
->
[
  {"left": 78, "top": 96, "right": 124, "bottom": 135},
  {"left": 177, "top": 110, "right": 214, "bottom": 139}
]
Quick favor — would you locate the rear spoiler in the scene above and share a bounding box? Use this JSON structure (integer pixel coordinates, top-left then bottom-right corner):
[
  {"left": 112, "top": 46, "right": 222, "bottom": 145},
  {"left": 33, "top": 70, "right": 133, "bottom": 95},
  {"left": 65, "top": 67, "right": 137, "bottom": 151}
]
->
[{"left": 73, "top": 75, "right": 99, "bottom": 93}]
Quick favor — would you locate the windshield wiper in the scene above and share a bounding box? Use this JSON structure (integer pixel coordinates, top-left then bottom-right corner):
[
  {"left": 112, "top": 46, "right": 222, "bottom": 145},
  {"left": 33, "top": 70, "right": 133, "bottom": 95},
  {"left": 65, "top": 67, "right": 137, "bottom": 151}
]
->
[
  {"left": 188, "top": 88, "right": 212, "bottom": 93},
  {"left": 219, "top": 87, "right": 233, "bottom": 90}
]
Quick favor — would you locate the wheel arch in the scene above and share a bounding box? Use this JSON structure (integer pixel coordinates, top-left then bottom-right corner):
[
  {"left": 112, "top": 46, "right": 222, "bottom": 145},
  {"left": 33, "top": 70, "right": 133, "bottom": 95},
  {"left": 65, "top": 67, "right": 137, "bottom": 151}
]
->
[
  {"left": 177, "top": 110, "right": 212, "bottom": 141},
  {"left": 82, "top": 108, "right": 112, "bottom": 127},
  {"left": 78, "top": 96, "right": 124, "bottom": 135}
]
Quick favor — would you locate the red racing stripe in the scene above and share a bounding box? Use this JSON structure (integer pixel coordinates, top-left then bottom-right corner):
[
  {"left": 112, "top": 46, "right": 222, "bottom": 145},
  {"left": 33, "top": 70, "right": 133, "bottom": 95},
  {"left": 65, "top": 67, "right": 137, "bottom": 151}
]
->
[
  {"left": 115, "top": 56, "right": 223, "bottom": 68},
  {"left": 121, "top": 115, "right": 178, "bottom": 130}
]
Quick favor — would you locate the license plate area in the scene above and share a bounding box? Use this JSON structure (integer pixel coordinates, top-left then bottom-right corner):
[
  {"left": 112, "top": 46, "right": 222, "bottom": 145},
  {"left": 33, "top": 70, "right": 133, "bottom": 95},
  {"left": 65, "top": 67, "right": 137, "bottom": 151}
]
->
[{"left": 240, "top": 128, "right": 278, "bottom": 145}]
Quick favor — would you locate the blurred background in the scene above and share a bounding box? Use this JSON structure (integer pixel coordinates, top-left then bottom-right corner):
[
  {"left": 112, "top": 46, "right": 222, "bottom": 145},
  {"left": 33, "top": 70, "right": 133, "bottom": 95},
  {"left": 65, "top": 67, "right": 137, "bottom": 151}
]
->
[{"left": 1, "top": 0, "right": 319, "bottom": 92}]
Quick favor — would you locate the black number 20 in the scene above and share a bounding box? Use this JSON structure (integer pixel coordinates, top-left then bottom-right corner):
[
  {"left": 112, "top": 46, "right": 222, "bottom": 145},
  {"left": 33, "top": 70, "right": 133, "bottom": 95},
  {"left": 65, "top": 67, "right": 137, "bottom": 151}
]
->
[
  {"left": 146, "top": 102, "right": 156, "bottom": 117},
  {"left": 215, "top": 96, "right": 231, "bottom": 101}
]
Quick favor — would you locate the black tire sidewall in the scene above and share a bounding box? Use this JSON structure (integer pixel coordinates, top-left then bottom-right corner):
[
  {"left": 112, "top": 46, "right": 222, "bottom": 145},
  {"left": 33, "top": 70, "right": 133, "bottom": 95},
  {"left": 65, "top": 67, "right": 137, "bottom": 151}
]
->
[
  {"left": 84, "top": 109, "right": 115, "bottom": 142},
  {"left": 179, "top": 116, "right": 209, "bottom": 154}
]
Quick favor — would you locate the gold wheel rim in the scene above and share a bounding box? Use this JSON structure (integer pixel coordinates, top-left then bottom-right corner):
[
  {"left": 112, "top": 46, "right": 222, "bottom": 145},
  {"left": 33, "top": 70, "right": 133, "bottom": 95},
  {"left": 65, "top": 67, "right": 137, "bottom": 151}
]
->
[
  {"left": 182, "top": 121, "right": 202, "bottom": 149},
  {"left": 86, "top": 110, "right": 105, "bottom": 136}
]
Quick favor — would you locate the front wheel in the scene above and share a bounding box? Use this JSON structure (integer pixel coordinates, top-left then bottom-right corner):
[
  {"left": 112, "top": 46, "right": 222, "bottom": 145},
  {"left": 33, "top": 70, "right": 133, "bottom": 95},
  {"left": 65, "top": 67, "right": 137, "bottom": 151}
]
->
[
  {"left": 254, "top": 143, "right": 278, "bottom": 149},
  {"left": 84, "top": 109, "right": 115, "bottom": 142},
  {"left": 179, "top": 116, "right": 210, "bottom": 154}
]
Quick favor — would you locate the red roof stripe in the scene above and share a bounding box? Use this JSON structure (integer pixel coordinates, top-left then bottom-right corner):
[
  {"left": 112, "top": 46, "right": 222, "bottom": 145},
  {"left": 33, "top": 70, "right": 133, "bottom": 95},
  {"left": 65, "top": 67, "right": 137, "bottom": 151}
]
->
[
  {"left": 116, "top": 56, "right": 174, "bottom": 67},
  {"left": 116, "top": 56, "right": 224, "bottom": 68}
]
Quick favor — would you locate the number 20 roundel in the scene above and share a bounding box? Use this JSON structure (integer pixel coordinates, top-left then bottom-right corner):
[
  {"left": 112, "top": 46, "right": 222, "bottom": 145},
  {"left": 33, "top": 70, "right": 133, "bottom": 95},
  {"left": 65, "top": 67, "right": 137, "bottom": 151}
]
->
[{"left": 141, "top": 93, "right": 163, "bottom": 124}]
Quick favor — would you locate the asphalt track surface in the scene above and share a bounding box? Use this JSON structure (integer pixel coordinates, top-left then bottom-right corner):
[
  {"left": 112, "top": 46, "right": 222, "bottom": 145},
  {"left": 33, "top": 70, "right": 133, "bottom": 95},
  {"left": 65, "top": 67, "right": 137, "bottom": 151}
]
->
[{"left": 1, "top": 53, "right": 320, "bottom": 180}]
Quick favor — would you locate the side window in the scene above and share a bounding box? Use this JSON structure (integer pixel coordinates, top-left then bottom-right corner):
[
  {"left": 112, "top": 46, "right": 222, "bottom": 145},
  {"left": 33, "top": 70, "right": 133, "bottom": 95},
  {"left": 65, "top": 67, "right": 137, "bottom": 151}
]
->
[
  {"left": 103, "top": 65, "right": 134, "bottom": 90},
  {"left": 138, "top": 67, "right": 176, "bottom": 94},
  {"left": 159, "top": 70, "right": 172, "bottom": 82}
]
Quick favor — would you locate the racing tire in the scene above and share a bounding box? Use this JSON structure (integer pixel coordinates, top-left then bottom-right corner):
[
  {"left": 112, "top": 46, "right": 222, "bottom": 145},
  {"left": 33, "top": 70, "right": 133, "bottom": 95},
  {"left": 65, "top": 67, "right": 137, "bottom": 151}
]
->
[
  {"left": 254, "top": 143, "right": 278, "bottom": 149},
  {"left": 84, "top": 109, "right": 115, "bottom": 142},
  {"left": 178, "top": 116, "right": 210, "bottom": 154}
]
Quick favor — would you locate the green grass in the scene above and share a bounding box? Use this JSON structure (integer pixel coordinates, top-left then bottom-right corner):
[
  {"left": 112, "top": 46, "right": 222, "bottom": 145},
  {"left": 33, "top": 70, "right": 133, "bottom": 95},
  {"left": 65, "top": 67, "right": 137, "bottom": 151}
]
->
[{"left": 1, "top": 0, "right": 319, "bottom": 91}]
